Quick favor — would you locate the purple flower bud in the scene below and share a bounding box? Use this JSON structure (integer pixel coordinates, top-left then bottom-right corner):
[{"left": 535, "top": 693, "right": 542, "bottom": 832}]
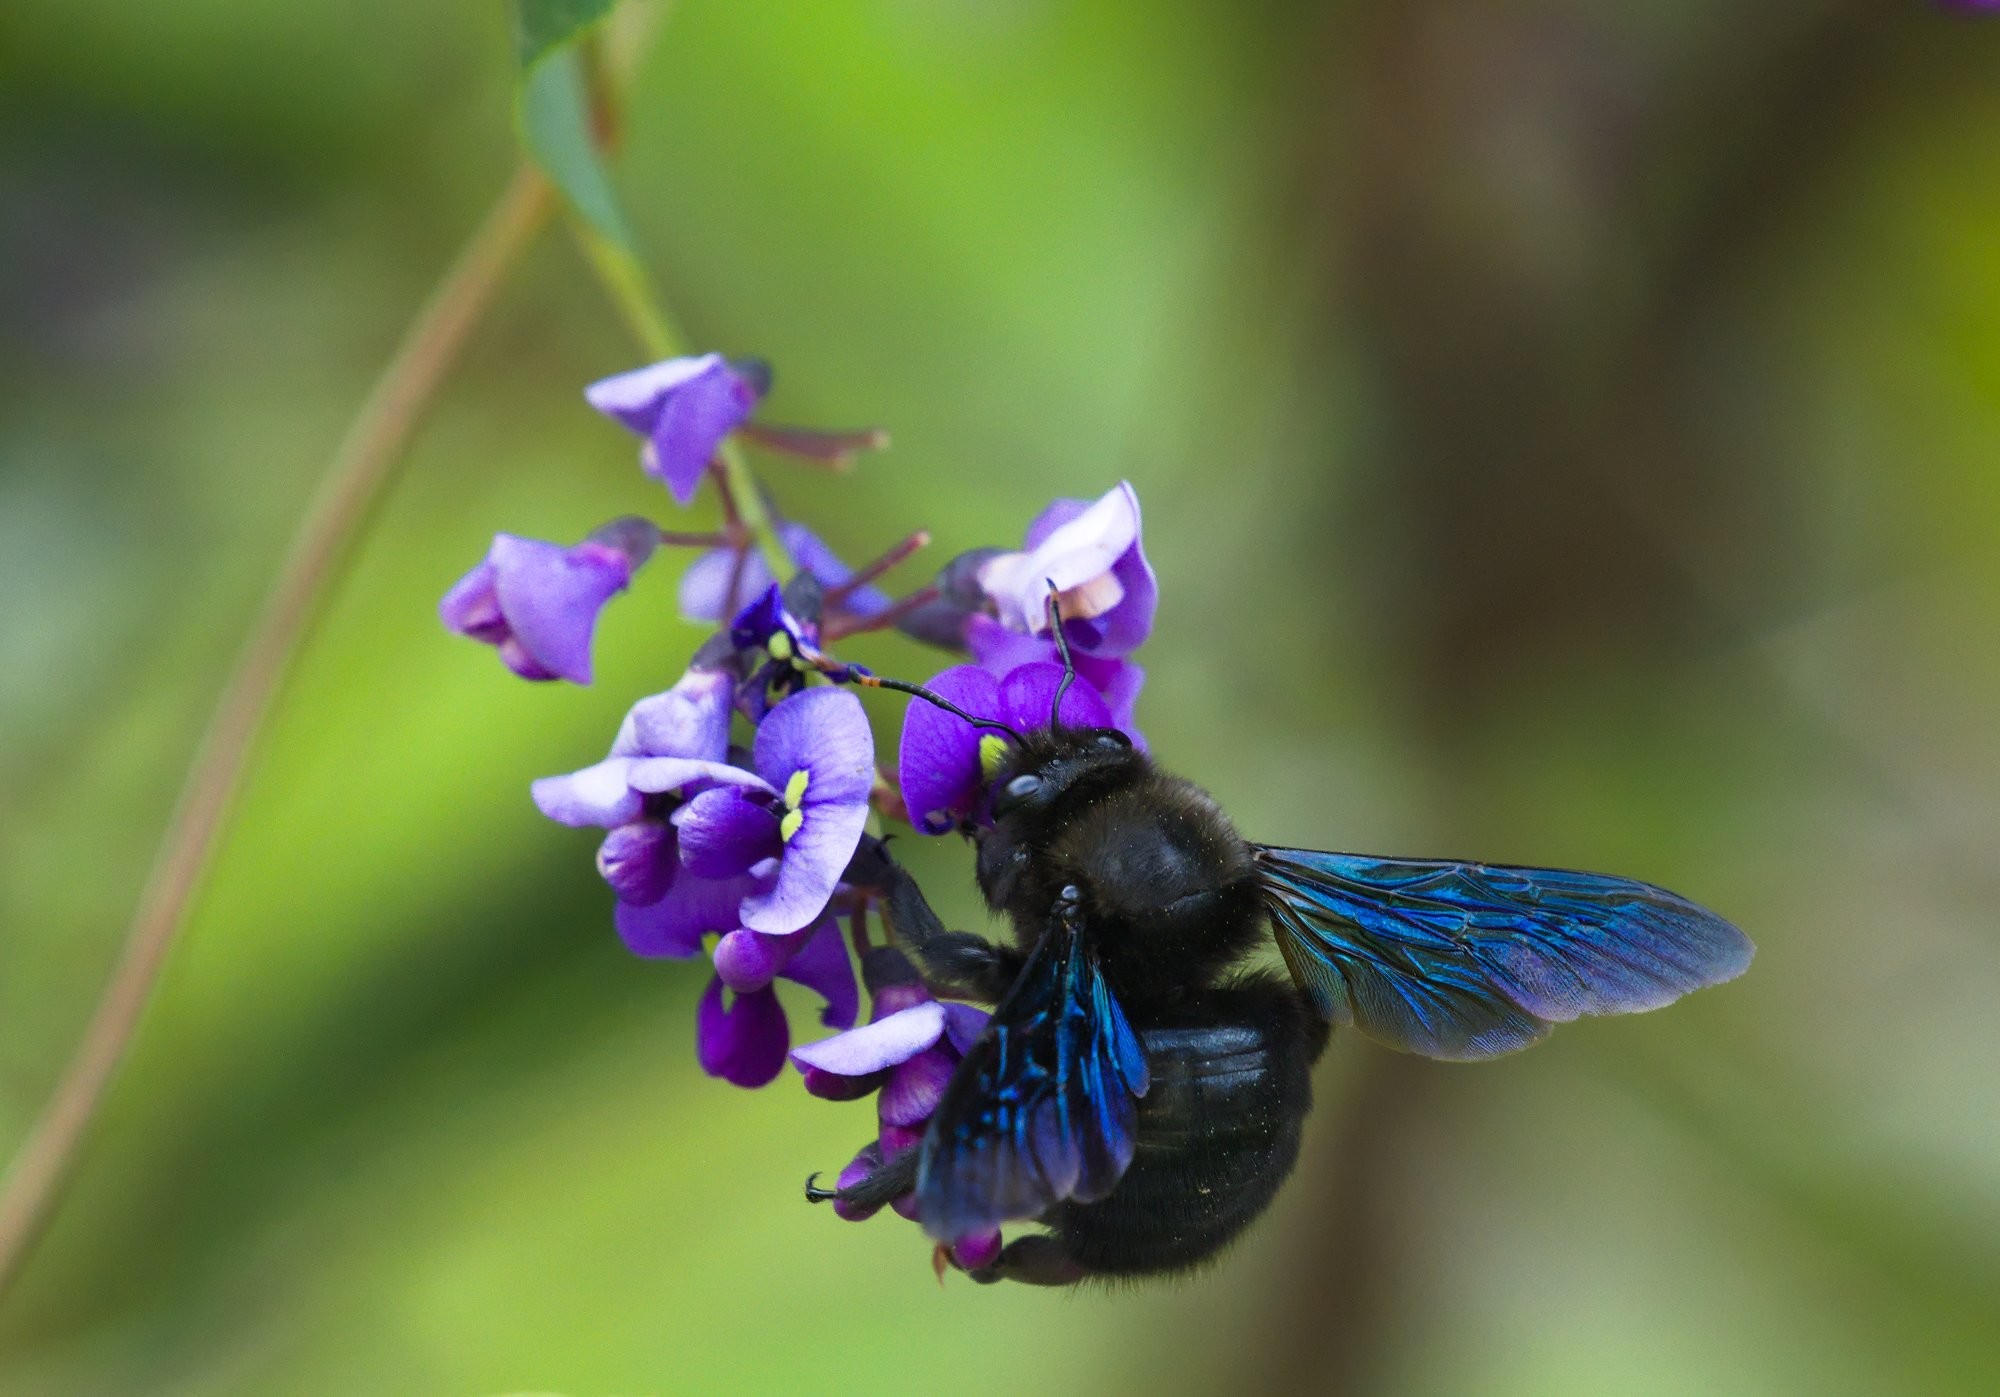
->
[
  {"left": 440, "top": 523, "right": 657, "bottom": 685},
  {"left": 585, "top": 354, "right": 766, "bottom": 505},
  {"left": 696, "top": 978, "right": 791, "bottom": 1088}
]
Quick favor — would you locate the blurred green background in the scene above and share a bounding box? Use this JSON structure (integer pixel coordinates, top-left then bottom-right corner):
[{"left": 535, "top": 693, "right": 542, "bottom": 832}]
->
[{"left": 4, "top": 1, "right": 1999, "bottom": 1393}]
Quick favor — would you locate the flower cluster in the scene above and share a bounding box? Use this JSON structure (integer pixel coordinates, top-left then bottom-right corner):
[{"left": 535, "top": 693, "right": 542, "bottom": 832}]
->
[{"left": 442, "top": 352, "right": 1157, "bottom": 1269}]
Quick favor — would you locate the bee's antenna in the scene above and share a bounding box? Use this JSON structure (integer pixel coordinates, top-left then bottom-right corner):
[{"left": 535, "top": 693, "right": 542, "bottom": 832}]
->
[
  {"left": 1044, "top": 580, "right": 1076, "bottom": 728},
  {"left": 845, "top": 670, "right": 1022, "bottom": 741}
]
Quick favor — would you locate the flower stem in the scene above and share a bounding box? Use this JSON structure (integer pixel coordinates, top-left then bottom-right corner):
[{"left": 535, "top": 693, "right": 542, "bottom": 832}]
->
[
  {"left": 0, "top": 163, "right": 555, "bottom": 1306},
  {"left": 572, "top": 232, "right": 789, "bottom": 586}
]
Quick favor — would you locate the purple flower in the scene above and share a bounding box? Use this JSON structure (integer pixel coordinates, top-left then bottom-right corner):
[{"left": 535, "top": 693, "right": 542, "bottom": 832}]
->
[
  {"left": 680, "top": 522, "right": 892, "bottom": 625},
  {"left": 667, "top": 686, "right": 875, "bottom": 934},
  {"left": 698, "top": 913, "right": 858, "bottom": 1088},
  {"left": 792, "top": 956, "right": 990, "bottom": 1235},
  {"left": 585, "top": 354, "right": 768, "bottom": 505},
  {"left": 530, "top": 666, "right": 760, "bottom": 957},
  {"left": 898, "top": 661, "right": 1117, "bottom": 833},
  {"left": 439, "top": 518, "right": 659, "bottom": 684},
  {"left": 965, "top": 614, "right": 1144, "bottom": 737},
  {"left": 974, "top": 481, "right": 1156, "bottom": 656}
]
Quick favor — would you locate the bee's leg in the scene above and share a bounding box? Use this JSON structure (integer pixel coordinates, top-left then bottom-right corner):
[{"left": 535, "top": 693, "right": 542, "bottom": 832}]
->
[
  {"left": 966, "top": 1234, "right": 1089, "bottom": 1288},
  {"left": 803, "top": 1147, "right": 918, "bottom": 1215},
  {"left": 845, "top": 837, "right": 1022, "bottom": 1003}
]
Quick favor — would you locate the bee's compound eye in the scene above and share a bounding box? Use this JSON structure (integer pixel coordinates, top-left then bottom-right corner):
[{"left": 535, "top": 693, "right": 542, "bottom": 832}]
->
[{"left": 997, "top": 772, "right": 1043, "bottom": 812}]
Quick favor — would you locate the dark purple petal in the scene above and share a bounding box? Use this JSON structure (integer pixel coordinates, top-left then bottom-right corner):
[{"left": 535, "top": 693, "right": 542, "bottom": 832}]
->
[
  {"left": 673, "top": 787, "right": 782, "bottom": 878},
  {"left": 966, "top": 617, "right": 1145, "bottom": 739},
  {"left": 878, "top": 1045, "right": 956, "bottom": 1127},
  {"left": 800, "top": 1064, "right": 887, "bottom": 1101},
  {"left": 486, "top": 534, "right": 632, "bottom": 685},
  {"left": 628, "top": 668, "right": 735, "bottom": 762},
  {"left": 614, "top": 873, "right": 750, "bottom": 958},
  {"left": 897, "top": 665, "right": 1004, "bottom": 834},
  {"left": 998, "top": 661, "right": 1112, "bottom": 733},
  {"left": 880, "top": 1122, "right": 925, "bottom": 1161},
  {"left": 791, "top": 1002, "right": 946, "bottom": 1078},
  {"left": 696, "top": 977, "right": 790, "bottom": 1088},
  {"left": 779, "top": 916, "right": 860, "bottom": 1030},
  {"left": 596, "top": 820, "right": 676, "bottom": 904},
  {"left": 951, "top": 1229, "right": 1003, "bottom": 1271},
  {"left": 531, "top": 756, "right": 645, "bottom": 829},
  {"left": 941, "top": 1002, "right": 991, "bottom": 1055},
  {"left": 585, "top": 355, "right": 761, "bottom": 506}
]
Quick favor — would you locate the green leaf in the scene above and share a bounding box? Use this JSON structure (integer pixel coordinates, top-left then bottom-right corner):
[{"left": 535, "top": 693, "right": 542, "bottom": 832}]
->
[
  {"left": 512, "top": 0, "right": 630, "bottom": 246},
  {"left": 514, "top": 0, "right": 617, "bottom": 70}
]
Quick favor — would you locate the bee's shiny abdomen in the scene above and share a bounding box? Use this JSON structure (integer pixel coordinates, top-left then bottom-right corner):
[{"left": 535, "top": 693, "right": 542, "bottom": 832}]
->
[{"left": 1051, "top": 982, "right": 1319, "bottom": 1277}]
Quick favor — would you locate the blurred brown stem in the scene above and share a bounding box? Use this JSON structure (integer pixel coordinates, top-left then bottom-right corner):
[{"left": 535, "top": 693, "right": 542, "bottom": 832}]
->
[{"left": 0, "top": 162, "right": 555, "bottom": 1305}]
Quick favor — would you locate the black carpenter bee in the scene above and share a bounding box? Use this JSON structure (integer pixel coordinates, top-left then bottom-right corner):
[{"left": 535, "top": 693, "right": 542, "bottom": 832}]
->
[{"left": 812, "top": 609, "right": 1753, "bottom": 1286}]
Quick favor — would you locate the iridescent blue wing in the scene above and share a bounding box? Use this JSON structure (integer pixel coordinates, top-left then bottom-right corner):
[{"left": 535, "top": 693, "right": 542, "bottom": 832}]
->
[
  {"left": 914, "top": 919, "right": 1150, "bottom": 1242},
  {"left": 1254, "top": 846, "right": 1753, "bottom": 1061}
]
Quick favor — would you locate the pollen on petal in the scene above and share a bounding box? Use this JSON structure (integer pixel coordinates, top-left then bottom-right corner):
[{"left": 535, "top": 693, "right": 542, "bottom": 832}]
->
[
  {"left": 780, "top": 807, "right": 805, "bottom": 842},
  {"left": 977, "top": 733, "right": 1010, "bottom": 779},
  {"left": 783, "top": 768, "right": 811, "bottom": 807}
]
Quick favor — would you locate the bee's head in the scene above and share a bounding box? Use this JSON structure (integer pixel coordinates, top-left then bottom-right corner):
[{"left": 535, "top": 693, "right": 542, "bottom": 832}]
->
[{"left": 983, "top": 724, "right": 1144, "bottom": 827}]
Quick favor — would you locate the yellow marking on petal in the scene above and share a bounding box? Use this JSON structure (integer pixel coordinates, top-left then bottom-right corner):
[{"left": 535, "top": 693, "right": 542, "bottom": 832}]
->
[
  {"left": 978, "top": 734, "right": 1010, "bottom": 779},
  {"left": 767, "top": 631, "right": 794, "bottom": 662},
  {"left": 780, "top": 808, "right": 805, "bottom": 842},
  {"left": 784, "top": 768, "right": 811, "bottom": 808}
]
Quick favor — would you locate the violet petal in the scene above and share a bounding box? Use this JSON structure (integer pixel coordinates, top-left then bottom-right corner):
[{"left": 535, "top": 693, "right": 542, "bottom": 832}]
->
[
  {"left": 673, "top": 787, "right": 782, "bottom": 878},
  {"left": 791, "top": 1002, "right": 946, "bottom": 1078},
  {"left": 896, "top": 665, "right": 1004, "bottom": 834},
  {"left": 695, "top": 977, "right": 790, "bottom": 1088}
]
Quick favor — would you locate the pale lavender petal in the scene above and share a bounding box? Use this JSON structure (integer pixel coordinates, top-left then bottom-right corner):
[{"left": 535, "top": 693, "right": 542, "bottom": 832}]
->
[
  {"left": 779, "top": 916, "right": 860, "bottom": 1030},
  {"left": 679, "top": 546, "right": 776, "bottom": 623},
  {"left": 792, "top": 1002, "right": 945, "bottom": 1077},
  {"left": 438, "top": 559, "right": 505, "bottom": 641},
  {"left": 596, "top": 820, "right": 676, "bottom": 904},
  {"left": 531, "top": 756, "right": 644, "bottom": 828},
  {"left": 488, "top": 534, "right": 631, "bottom": 685},
  {"left": 752, "top": 688, "right": 875, "bottom": 809},
  {"left": 672, "top": 787, "right": 781, "bottom": 878},
  {"left": 878, "top": 1045, "right": 956, "bottom": 1126},
  {"left": 998, "top": 661, "right": 1112, "bottom": 733},
  {"left": 977, "top": 483, "right": 1139, "bottom": 635},
  {"left": 1021, "top": 497, "right": 1090, "bottom": 552},
  {"left": 695, "top": 977, "right": 789, "bottom": 1088},
  {"left": 628, "top": 668, "right": 735, "bottom": 762},
  {"left": 897, "top": 665, "right": 1004, "bottom": 834},
  {"left": 941, "top": 1002, "right": 991, "bottom": 1055},
  {"left": 624, "top": 758, "right": 773, "bottom": 798}
]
